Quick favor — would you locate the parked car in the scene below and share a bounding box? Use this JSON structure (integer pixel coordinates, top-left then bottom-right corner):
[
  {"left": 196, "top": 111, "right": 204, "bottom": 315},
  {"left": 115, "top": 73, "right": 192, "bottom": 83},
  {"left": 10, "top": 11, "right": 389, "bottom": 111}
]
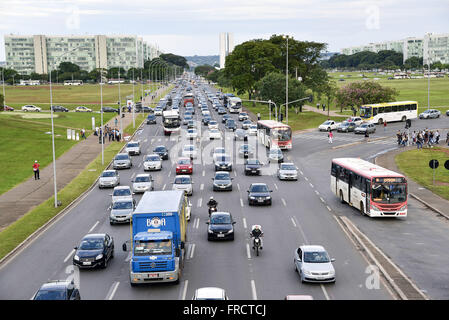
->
[
  {"left": 212, "top": 171, "right": 233, "bottom": 191},
  {"left": 125, "top": 141, "right": 141, "bottom": 156},
  {"left": 75, "top": 106, "right": 91, "bottom": 112},
  {"left": 277, "top": 163, "right": 298, "bottom": 180},
  {"left": 354, "top": 122, "right": 376, "bottom": 134},
  {"left": 208, "top": 128, "right": 222, "bottom": 140},
  {"left": 214, "top": 154, "right": 232, "bottom": 171},
  {"left": 176, "top": 157, "right": 193, "bottom": 174},
  {"left": 99, "top": 170, "right": 120, "bottom": 188},
  {"left": 153, "top": 145, "right": 168, "bottom": 160},
  {"left": 247, "top": 183, "right": 272, "bottom": 206},
  {"left": 207, "top": 212, "right": 236, "bottom": 241},
  {"left": 234, "top": 128, "right": 248, "bottom": 141},
  {"left": 172, "top": 175, "right": 193, "bottom": 196},
  {"left": 244, "top": 159, "right": 263, "bottom": 176},
  {"left": 268, "top": 148, "right": 284, "bottom": 163},
  {"left": 238, "top": 112, "right": 249, "bottom": 121},
  {"left": 419, "top": 109, "right": 441, "bottom": 119},
  {"left": 337, "top": 121, "right": 357, "bottom": 132},
  {"left": 347, "top": 116, "right": 363, "bottom": 126},
  {"left": 110, "top": 186, "right": 134, "bottom": 204},
  {"left": 21, "top": 105, "right": 41, "bottom": 112},
  {"left": 51, "top": 105, "right": 69, "bottom": 112},
  {"left": 101, "top": 106, "right": 117, "bottom": 113},
  {"left": 132, "top": 173, "right": 154, "bottom": 193},
  {"left": 182, "top": 144, "right": 198, "bottom": 159},
  {"left": 318, "top": 120, "right": 338, "bottom": 131},
  {"left": 294, "top": 245, "right": 336, "bottom": 283},
  {"left": 113, "top": 153, "right": 132, "bottom": 169},
  {"left": 192, "top": 287, "right": 229, "bottom": 300},
  {"left": 73, "top": 233, "right": 114, "bottom": 269},
  {"left": 32, "top": 280, "right": 80, "bottom": 300},
  {"left": 146, "top": 114, "right": 156, "bottom": 124},
  {"left": 109, "top": 199, "right": 134, "bottom": 225}
]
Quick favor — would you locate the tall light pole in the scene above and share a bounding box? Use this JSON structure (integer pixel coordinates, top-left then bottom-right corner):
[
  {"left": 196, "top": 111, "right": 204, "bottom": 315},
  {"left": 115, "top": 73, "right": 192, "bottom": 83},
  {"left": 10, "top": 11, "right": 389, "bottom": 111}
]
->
[
  {"left": 283, "top": 35, "right": 289, "bottom": 124},
  {"left": 2, "top": 68, "right": 5, "bottom": 107},
  {"left": 132, "top": 68, "right": 135, "bottom": 128},
  {"left": 118, "top": 67, "right": 123, "bottom": 140},
  {"left": 100, "top": 70, "right": 104, "bottom": 165}
]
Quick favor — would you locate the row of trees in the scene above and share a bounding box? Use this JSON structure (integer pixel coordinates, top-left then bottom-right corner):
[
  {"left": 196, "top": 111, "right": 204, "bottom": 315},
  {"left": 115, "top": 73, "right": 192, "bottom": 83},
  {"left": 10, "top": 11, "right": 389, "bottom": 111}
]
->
[
  {"left": 0, "top": 53, "right": 187, "bottom": 85},
  {"left": 321, "top": 50, "right": 449, "bottom": 70}
]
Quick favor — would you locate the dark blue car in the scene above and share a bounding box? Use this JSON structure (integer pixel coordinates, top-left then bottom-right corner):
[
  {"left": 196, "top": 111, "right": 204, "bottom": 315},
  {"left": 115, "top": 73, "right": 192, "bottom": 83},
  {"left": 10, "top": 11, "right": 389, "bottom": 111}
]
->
[{"left": 146, "top": 114, "right": 156, "bottom": 124}]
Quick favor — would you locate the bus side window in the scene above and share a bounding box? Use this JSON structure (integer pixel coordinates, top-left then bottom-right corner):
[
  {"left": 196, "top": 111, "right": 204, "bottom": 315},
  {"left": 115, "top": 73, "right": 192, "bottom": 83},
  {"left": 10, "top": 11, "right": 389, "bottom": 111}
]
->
[
  {"left": 384, "top": 106, "right": 391, "bottom": 113},
  {"left": 392, "top": 105, "right": 398, "bottom": 112},
  {"left": 412, "top": 104, "right": 417, "bottom": 110},
  {"left": 398, "top": 105, "right": 405, "bottom": 112},
  {"left": 331, "top": 163, "right": 337, "bottom": 177},
  {"left": 378, "top": 107, "right": 384, "bottom": 114},
  {"left": 373, "top": 108, "right": 378, "bottom": 116}
]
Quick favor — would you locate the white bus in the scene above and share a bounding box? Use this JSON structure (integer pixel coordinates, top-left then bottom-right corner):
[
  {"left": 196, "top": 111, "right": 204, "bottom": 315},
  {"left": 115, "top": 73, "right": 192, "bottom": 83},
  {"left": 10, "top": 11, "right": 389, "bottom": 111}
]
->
[
  {"left": 64, "top": 80, "right": 83, "bottom": 86},
  {"left": 359, "top": 101, "right": 418, "bottom": 125},
  {"left": 162, "top": 110, "right": 181, "bottom": 136},
  {"left": 331, "top": 158, "right": 408, "bottom": 218},
  {"left": 228, "top": 97, "right": 242, "bottom": 113}
]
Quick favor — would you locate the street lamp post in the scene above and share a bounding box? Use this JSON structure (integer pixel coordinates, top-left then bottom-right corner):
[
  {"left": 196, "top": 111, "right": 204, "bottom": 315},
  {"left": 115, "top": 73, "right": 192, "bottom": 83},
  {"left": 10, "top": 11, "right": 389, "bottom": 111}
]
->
[
  {"left": 283, "top": 35, "right": 289, "bottom": 124},
  {"left": 2, "top": 69, "right": 5, "bottom": 107},
  {"left": 100, "top": 72, "right": 104, "bottom": 165},
  {"left": 241, "top": 99, "right": 277, "bottom": 121}
]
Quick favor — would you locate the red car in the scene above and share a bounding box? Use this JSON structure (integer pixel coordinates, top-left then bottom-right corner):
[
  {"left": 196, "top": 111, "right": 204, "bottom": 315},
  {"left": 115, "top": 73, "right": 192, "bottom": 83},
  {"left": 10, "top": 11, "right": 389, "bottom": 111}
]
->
[
  {"left": 3, "top": 105, "right": 14, "bottom": 111},
  {"left": 176, "top": 157, "right": 193, "bottom": 174}
]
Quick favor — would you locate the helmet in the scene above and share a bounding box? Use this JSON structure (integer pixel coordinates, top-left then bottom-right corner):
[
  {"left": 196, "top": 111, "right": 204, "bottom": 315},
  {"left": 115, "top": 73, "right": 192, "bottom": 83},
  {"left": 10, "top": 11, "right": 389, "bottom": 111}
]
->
[{"left": 210, "top": 196, "right": 214, "bottom": 200}]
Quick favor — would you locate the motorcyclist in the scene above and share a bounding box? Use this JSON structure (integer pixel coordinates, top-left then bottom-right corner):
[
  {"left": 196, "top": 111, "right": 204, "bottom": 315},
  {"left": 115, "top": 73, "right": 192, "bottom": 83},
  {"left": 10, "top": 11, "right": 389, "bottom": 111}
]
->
[
  {"left": 207, "top": 196, "right": 218, "bottom": 216},
  {"left": 250, "top": 225, "right": 263, "bottom": 250}
]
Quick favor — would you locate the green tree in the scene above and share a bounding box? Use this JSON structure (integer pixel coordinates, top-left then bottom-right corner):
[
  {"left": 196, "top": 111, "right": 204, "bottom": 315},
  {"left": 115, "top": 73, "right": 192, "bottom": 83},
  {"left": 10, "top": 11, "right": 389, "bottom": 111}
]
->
[
  {"left": 58, "top": 61, "right": 81, "bottom": 73},
  {"left": 403, "top": 56, "right": 423, "bottom": 69},
  {"left": 160, "top": 53, "right": 189, "bottom": 69},
  {"left": 0, "top": 93, "right": 4, "bottom": 111},
  {"left": 108, "top": 67, "right": 127, "bottom": 79},
  {"left": 194, "top": 65, "right": 215, "bottom": 77}
]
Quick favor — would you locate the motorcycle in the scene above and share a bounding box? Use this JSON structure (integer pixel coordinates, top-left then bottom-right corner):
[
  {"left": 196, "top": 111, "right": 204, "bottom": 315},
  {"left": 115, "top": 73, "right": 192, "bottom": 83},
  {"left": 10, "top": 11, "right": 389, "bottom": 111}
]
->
[
  {"left": 208, "top": 204, "right": 217, "bottom": 217},
  {"left": 250, "top": 233, "right": 263, "bottom": 256}
]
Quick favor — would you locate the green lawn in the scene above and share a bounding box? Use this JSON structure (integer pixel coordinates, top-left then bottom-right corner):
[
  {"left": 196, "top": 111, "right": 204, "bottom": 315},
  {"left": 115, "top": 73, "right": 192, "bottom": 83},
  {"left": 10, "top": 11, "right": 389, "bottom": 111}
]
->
[{"left": 395, "top": 147, "right": 449, "bottom": 201}]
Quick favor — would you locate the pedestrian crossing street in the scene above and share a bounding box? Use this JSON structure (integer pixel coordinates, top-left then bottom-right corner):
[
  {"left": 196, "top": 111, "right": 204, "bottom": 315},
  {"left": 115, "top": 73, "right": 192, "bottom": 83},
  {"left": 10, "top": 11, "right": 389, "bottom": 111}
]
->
[{"left": 293, "top": 132, "right": 396, "bottom": 145}]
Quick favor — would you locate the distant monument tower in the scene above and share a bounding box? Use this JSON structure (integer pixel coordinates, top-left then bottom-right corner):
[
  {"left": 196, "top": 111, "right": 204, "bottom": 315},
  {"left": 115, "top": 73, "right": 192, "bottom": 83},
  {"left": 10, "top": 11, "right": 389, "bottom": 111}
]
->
[{"left": 219, "top": 33, "right": 234, "bottom": 69}]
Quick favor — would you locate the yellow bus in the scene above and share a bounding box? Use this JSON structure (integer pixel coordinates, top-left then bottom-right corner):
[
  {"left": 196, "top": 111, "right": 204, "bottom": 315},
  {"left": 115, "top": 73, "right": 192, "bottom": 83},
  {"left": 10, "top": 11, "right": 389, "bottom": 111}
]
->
[{"left": 359, "top": 101, "right": 418, "bottom": 125}]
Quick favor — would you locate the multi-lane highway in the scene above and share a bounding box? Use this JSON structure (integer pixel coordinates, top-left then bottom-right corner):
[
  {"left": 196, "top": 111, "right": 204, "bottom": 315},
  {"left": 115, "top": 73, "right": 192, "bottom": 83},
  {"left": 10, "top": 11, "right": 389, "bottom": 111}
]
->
[{"left": 1, "top": 80, "right": 448, "bottom": 300}]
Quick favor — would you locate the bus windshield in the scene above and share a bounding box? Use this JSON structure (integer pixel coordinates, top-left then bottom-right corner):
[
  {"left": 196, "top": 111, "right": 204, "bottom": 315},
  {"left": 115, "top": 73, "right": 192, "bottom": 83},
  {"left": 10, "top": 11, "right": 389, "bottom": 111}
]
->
[
  {"left": 271, "top": 128, "right": 292, "bottom": 141},
  {"left": 372, "top": 183, "right": 406, "bottom": 204},
  {"left": 360, "top": 107, "right": 372, "bottom": 119},
  {"left": 163, "top": 117, "right": 180, "bottom": 128}
]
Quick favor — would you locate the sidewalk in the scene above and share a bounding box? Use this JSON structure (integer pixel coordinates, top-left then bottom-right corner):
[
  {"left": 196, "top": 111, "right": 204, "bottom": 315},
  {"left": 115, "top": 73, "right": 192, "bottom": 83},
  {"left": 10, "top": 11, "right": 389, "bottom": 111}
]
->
[
  {"left": 0, "top": 85, "right": 168, "bottom": 231},
  {"left": 303, "top": 104, "right": 348, "bottom": 117},
  {"left": 375, "top": 145, "right": 449, "bottom": 219}
]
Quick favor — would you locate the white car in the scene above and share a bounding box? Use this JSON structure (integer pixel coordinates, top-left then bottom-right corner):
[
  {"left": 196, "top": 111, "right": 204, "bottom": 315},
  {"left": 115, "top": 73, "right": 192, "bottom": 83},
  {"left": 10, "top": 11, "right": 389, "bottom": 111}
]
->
[
  {"left": 182, "top": 144, "right": 198, "bottom": 159},
  {"left": 208, "top": 121, "right": 219, "bottom": 130},
  {"left": 238, "top": 112, "right": 249, "bottom": 121},
  {"left": 99, "top": 170, "right": 120, "bottom": 188},
  {"left": 294, "top": 245, "right": 336, "bottom": 283},
  {"left": 110, "top": 186, "right": 134, "bottom": 204},
  {"left": 277, "top": 162, "right": 298, "bottom": 180},
  {"left": 347, "top": 116, "right": 363, "bottom": 126},
  {"left": 248, "top": 124, "right": 257, "bottom": 135},
  {"left": 186, "top": 128, "right": 198, "bottom": 140},
  {"left": 213, "top": 147, "right": 227, "bottom": 162},
  {"left": 132, "top": 174, "right": 154, "bottom": 193},
  {"left": 154, "top": 107, "right": 163, "bottom": 116},
  {"left": 201, "top": 110, "right": 210, "bottom": 117},
  {"left": 143, "top": 154, "right": 162, "bottom": 171},
  {"left": 268, "top": 148, "right": 284, "bottom": 162},
  {"left": 192, "top": 287, "right": 229, "bottom": 300},
  {"left": 208, "top": 129, "right": 222, "bottom": 140},
  {"left": 125, "top": 141, "right": 141, "bottom": 156},
  {"left": 172, "top": 175, "right": 193, "bottom": 196},
  {"left": 21, "top": 105, "right": 41, "bottom": 112},
  {"left": 75, "top": 106, "right": 92, "bottom": 112},
  {"left": 318, "top": 120, "right": 338, "bottom": 131}
]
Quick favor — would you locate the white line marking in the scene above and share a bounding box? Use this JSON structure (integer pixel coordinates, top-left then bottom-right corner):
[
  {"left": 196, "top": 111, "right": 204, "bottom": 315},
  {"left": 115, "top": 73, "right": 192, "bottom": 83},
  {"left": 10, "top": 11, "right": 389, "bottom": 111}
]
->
[
  {"left": 63, "top": 249, "right": 75, "bottom": 263},
  {"left": 309, "top": 183, "right": 314, "bottom": 188},
  {"left": 246, "top": 243, "right": 252, "bottom": 259},
  {"left": 125, "top": 252, "right": 132, "bottom": 262},
  {"left": 138, "top": 163, "right": 142, "bottom": 168},
  {"left": 202, "top": 170, "right": 205, "bottom": 177},
  {"left": 106, "top": 282, "right": 120, "bottom": 300},
  {"left": 234, "top": 171, "right": 237, "bottom": 177},
  {"left": 162, "top": 184, "right": 166, "bottom": 190},
  {"left": 189, "top": 244, "right": 196, "bottom": 259},
  {"left": 240, "top": 198, "right": 244, "bottom": 207},
  {"left": 327, "top": 206, "right": 332, "bottom": 211},
  {"left": 320, "top": 197, "right": 325, "bottom": 203},
  {"left": 304, "top": 177, "right": 309, "bottom": 181},
  {"left": 181, "top": 280, "right": 189, "bottom": 300},
  {"left": 274, "top": 183, "right": 278, "bottom": 190},
  {"left": 194, "top": 217, "right": 200, "bottom": 229},
  {"left": 299, "top": 170, "right": 303, "bottom": 175},
  {"left": 321, "top": 284, "right": 330, "bottom": 300},
  {"left": 144, "top": 139, "right": 148, "bottom": 142},
  {"left": 88, "top": 221, "right": 99, "bottom": 233},
  {"left": 251, "top": 280, "right": 258, "bottom": 300},
  {"left": 315, "top": 190, "right": 320, "bottom": 196},
  {"left": 200, "top": 183, "right": 204, "bottom": 191},
  {"left": 131, "top": 172, "right": 136, "bottom": 179},
  {"left": 243, "top": 217, "right": 247, "bottom": 229},
  {"left": 197, "top": 198, "right": 202, "bottom": 208},
  {"left": 291, "top": 217, "right": 297, "bottom": 227},
  {"left": 281, "top": 198, "right": 287, "bottom": 206},
  {"left": 237, "top": 183, "right": 240, "bottom": 191},
  {"left": 168, "top": 171, "right": 171, "bottom": 177}
]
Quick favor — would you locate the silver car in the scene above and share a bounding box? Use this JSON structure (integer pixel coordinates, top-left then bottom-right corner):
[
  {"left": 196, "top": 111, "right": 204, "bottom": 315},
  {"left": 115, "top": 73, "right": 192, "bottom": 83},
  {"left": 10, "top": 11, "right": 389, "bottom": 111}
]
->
[
  {"left": 113, "top": 153, "right": 132, "bottom": 169},
  {"left": 192, "top": 287, "right": 229, "bottom": 300},
  {"left": 354, "top": 122, "right": 376, "bottom": 134},
  {"left": 109, "top": 200, "right": 134, "bottom": 225},
  {"left": 277, "top": 163, "right": 298, "bottom": 181},
  {"left": 110, "top": 186, "right": 134, "bottom": 204},
  {"left": 99, "top": 170, "right": 120, "bottom": 188},
  {"left": 268, "top": 148, "right": 284, "bottom": 163},
  {"left": 125, "top": 141, "right": 141, "bottom": 156},
  {"left": 294, "top": 245, "right": 336, "bottom": 283},
  {"left": 143, "top": 154, "right": 162, "bottom": 171},
  {"left": 182, "top": 144, "right": 198, "bottom": 159},
  {"left": 172, "top": 175, "right": 193, "bottom": 196},
  {"left": 132, "top": 174, "right": 154, "bottom": 193},
  {"left": 419, "top": 109, "right": 441, "bottom": 119}
]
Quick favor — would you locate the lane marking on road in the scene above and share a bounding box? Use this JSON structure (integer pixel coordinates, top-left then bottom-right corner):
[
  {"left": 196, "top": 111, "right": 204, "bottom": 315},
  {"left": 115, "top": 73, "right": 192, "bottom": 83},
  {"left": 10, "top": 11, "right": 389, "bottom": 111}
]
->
[
  {"left": 234, "top": 171, "right": 237, "bottom": 177},
  {"left": 200, "top": 183, "right": 204, "bottom": 191},
  {"left": 131, "top": 172, "right": 136, "bottom": 179},
  {"left": 144, "top": 139, "right": 148, "bottom": 143},
  {"left": 151, "top": 138, "right": 155, "bottom": 143},
  {"left": 162, "top": 184, "right": 166, "bottom": 190},
  {"left": 88, "top": 221, "right": 99, "bottom": 233},
  {"left": 321, "top": 284, "right": 330, "bottom": 300},
  {"left": 125, "top": 252, "right": 132, "bottom": 262},
  {"left": 291, "top": 217, "right": 297, "bottom": 227},
  {"left": 292, "top": 216, "right": 309, "bottom": 243},
  {"left": 274, "top": 183, "right": 278, "bottom": 190},
  {"left": 168, "top": 171, "right": 171, "bottom": 177},
  {"left": 138, "top": 163, "right": 142, "bottom": 168},
  {"left": 181, "top": 280, "right": 189, "bottom": 300},
  {"left": 106, "top": 281, "right": 120, "bottom": 300},
  {"left": 315, "top": 190, "right": 320, "bottom": 196},
  {"left": 299, "top": 170, "right": 303, "bottom": 175},
  {"left": 309, "top": 183, "right": 314, "bottom": 188},
  {"left": 194, "top": 217, "right": 200, "bottom": 229},
  {"left": 202, "top": 170, "right": 205, "bottom": 177},
  {"left": 246, "top": 243, "right": 252, "bottom": 259},
  {"left": 243, "top": 217, "right": 247, "bottom": 229},
  {"left": 197, "top": 198, "right": 202, "bottom": 208},
  {"left": 304, "top": 177, "right": 309, "bottom": 181},
  {"left": 63, "top": 249, "right": 75, "bottom": 263},
  {"left": 320, "top": 197, "right": 325, "bottom": 203},
  {"left": 251, "top": 280, "right": 258, "bottom": 300},
  {"left": 281, "top": 198, "right": 287, "bottom": 206},
  {"left": 327, "top": 206, "right": 332, "bottom": 212},
  {"left": 158, "top": 138, "right": 161, "bottom": 142},
  {"left": 237, "top": 183, "right": 240, "bottom": 191},
  {"left": 189, "top": 244, "right": 196, "bottom": 259},
  {"left": 240, "top": 198, "right": 244, "bottom": 207}
]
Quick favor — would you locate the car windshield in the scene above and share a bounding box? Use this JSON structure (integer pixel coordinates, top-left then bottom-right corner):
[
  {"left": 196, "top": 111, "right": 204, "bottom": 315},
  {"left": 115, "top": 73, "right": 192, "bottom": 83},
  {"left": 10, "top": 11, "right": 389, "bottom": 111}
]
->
[
  {"left": 227, "top": 120, "right": 235, "bottom": 125},
  {"left": 250, "top": 185, "right": 268, "bottom": 192},
  {"left": 34, "top": 289, "right": 67, "bottom": 300},
  {"left": 270, "top": 149, "right": 282, "bottom": 155},
  {"left": 217, "top": 156, "right": 231, "bottom": 162},
  {"left": 209, "top": 121, "right": 217, "bottom": 125},
  {"left": 303, "top": 251, "right": 330, "bottom": 263},
  {"left": 154, "top": 147, "right": 166, "bottom": 152},
  {"left": 246, "top": 160, "right": 260, "bottom": 165},
  {"left": 175, "top": 177, "right": 191, "bottom": 184},
  {"left": 360, "top": 124, "right": 368, "bottom": 128},
  {"left": 187, "top": 129, "right": 196, "bottom": 134},
  {"left": 281, "top": 164, "right": 296, "bottom": 170},
  {"left": 236, "top": 129, "right": 244, "bottom": 135},
  {"left": 146, "top": 156, "right": 160, "bottom": 161},
  {"left": 250, "top": 125, "right": 257, "bottom": 129},
  {"left": 127, "top": 143, "right": 139, "bottom": 148},
  {"left": 210, "top": 214, "right": 232, "bottom": 224},
  {"left": 79, "top": 238, "right": 104, "bottom": 250},
  {"left": 360, "top": 107, "right": 372, "bottom": 118},
  {"left": 101, "top": 171, "right": 115, "bottom": 177},
  {"left": 115, "top": 154, "right": 129, "bottom": 160},
  {"left": 112, "top": 201, "right": 133, "bottom": 209},
  {"left": 113, "top": 189, "right": 131, "bottom": 196},
  {"left": 135, "top": 176, "right": 150, "bottom": 182},
  {"left": 178, "top": 159, "right": 190, "bottom": 165},
  {"left": 134, "top": 239, "right": 172, "bottom": 256},
  {"left": 341, "top": 122, "right": 349, "bottom": 127},
  {"left": 210, "top": 129, "right": 219, "bottom": 133},
  {"left": 240, "top": 145, "right": 250, "bottom": 150},
  {"left": 215, "top": 173, "right": 230, "bottom": 180},
  {"left": 372, "top": 183, "right": 407, "bottom": 204},
  {"left": 184, "top": 146, "right": 195, "bottom": 151}
]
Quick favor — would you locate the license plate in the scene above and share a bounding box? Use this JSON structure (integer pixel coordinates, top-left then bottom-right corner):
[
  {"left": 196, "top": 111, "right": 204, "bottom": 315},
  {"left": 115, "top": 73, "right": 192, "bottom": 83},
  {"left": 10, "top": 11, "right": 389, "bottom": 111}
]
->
[
  {"left": 220, "top": 186, "right": 226, "bottom": 188},
  {"left": 182, "top": 170, "right": 187, "bottom": 172},
  {"left": 258, "top": 199, "right": 264, "bottom": 202},
  {"left": 83, "top": 262, "right": 91, "bottom": 265},
  {"left": 252, "top": 170, "right": 257, "bottom": 173},
  {"left": 217, "top": 234, "right": 225, "bottom": 238},
  {"left": 148, "top": 273, "right": 159, "bottom": 278}
]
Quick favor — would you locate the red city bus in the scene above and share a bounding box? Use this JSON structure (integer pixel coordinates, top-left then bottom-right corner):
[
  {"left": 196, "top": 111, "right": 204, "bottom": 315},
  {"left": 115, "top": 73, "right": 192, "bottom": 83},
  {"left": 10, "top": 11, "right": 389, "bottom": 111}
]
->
[
  {"left": 331, "top": 158, "right": 407, "bottom": 217},
  {"left": 183, "top": 93, "right": 194, "bottom": 107},
  {"left": 257, "top": 120, "right": 292, "bottom": 150}
]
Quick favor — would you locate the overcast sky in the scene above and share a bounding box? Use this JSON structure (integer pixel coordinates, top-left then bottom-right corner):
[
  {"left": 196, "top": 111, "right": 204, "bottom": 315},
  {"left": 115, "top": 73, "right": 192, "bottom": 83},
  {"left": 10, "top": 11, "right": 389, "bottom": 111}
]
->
[{"left": 0, "top": 0, "right": 448, "bottom": 61}]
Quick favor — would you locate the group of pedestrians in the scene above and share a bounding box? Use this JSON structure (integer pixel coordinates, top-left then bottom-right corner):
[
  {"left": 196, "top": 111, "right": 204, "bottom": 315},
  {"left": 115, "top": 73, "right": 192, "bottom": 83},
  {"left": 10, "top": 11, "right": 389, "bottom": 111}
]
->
[
  {"left": 397, "top": 128, "right": 445, "bottom": 149},
  {"left": 96, "top": 124, "right": 121, "bottom": 143}
]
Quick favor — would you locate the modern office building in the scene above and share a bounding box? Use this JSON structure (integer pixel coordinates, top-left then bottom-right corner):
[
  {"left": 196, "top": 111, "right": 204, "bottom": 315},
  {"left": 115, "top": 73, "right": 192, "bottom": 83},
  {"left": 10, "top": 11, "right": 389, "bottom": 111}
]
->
[
  {"left": 4, "top": 34, "right": 161, "bottom": 75},
  {"left": 341, "top": 32, "right": 449, "bottom": 64},
  {"left": 219, "top": 32, "right": 234, "bottom": 69}
]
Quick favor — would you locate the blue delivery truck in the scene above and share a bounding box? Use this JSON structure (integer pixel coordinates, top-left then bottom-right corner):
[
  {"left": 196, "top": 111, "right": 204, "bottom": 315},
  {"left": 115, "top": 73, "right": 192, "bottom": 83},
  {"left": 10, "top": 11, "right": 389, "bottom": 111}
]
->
[{"left": 122, "top": 190, "right": 190, "bottom": 286}]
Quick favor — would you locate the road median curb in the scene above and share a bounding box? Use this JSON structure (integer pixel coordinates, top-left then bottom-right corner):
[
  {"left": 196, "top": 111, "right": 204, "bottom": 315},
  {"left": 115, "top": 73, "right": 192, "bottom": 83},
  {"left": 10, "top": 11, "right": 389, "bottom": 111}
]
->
[{"left": 409, "top": 193, "right": 449, "bottom": 220}]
